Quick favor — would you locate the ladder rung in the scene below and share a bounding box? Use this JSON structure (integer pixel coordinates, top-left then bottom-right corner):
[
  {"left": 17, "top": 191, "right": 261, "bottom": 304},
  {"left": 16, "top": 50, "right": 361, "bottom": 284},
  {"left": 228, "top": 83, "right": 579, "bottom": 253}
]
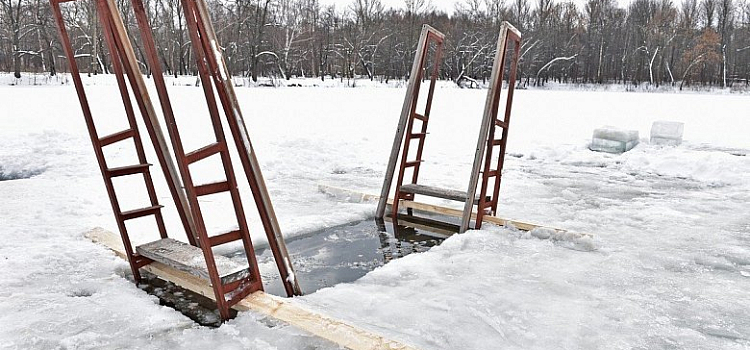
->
[
  {"left": 414, "top": 113, "right": 427, "bottom": 121},
  {"left": 209, "top": 229, "right": 242, "bottom": 246},
  {"left": 107, "top": 163, "right": 151, "bottom": 177},
  {"left": 405, "top": 160, "right": 422, "bottom": 167},
  {"left": 492, "top": 139, "right": 503, "bottom": 146},
  {"left": 485, "top": 170, "right": 500, "bottom": 178},
  {"left": 495, "top": 120, "right": 508, "bottom": 128},
  {"left": 185, "top": 142, "right": 224, "bottom": 164},
  {"left": 99, "top": 129, "right": 135, "bottom": 146},
  {"left": 399, "top": 184, "right": 479, "bottom": 203},
  {"left": 194, "top": 181, "right": 231, "bottom": 196},
  {"left": 408, "top": 133, "right": 427, "bottom": 139},
  {"left": 120, "top": 205, "right": 163, "bottom": 220}
]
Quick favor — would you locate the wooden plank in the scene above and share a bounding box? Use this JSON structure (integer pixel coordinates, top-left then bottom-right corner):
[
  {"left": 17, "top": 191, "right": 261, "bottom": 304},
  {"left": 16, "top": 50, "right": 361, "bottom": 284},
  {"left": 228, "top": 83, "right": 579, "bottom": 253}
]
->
[
  {"left": 385, "top": 215, "right": 456, "bottom": 238},
  {"left": 85, "top": 228, "right": 419, "bottom": 350},
  {"left": 318, "top": 184, "right": 593, "bottom": 238},
  {"left": 136, "top": 238, "right": 249, "bottom": 285},
  {"left": 400, "top": 184, "right": 479, "bottom": 203}
]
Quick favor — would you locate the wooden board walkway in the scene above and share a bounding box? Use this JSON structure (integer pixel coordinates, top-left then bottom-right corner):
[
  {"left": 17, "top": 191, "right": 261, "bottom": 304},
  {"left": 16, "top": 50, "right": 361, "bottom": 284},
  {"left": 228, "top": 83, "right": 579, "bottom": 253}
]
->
[
  {"left": 318, "top": 184, "right": 594, "bottom": 238},
  {"left": 85, "top": 228, "right": 418, "bottom": 350}
]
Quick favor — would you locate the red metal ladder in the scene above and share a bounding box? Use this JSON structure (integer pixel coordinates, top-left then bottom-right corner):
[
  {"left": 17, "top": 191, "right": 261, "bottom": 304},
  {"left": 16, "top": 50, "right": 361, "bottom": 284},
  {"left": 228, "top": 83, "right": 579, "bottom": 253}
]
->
[
  {"left": 377, "top": 22, "right": 522, "bottom": 233},
  {"left": 388, "top": 26, "right": 444, "bottom": 224},
  {"left": 469, "top": 23, "right": 523, "bottom": 230},
  {"left": 50, "top": 0, "right": 198, "bottom": 283},
  {"left": 52, "top": 0, "right": 301, "bottom": 321},
  {"left": 176, "top": 0, "right": 302, "bottom": 300}
]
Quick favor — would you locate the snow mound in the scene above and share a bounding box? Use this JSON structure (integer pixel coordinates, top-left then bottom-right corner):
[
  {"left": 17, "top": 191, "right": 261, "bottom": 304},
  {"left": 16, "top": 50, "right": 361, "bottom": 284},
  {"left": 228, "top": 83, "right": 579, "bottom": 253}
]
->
[{"left": 514, "top": 226, "right": 597, "bottom": 252}]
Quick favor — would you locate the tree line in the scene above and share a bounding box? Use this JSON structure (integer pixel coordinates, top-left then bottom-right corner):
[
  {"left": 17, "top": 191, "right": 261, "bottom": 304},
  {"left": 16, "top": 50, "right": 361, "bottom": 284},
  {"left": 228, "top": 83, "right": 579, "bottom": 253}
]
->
[{"left": 2, "top": 0, "right": 749, "bottom": 88}]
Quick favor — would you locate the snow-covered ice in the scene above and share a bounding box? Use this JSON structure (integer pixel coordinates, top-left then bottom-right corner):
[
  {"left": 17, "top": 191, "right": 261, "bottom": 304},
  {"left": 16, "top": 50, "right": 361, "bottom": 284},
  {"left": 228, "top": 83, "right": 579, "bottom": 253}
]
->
[{"left": 1, "top": 76, "right": 749, "bottom": 349}]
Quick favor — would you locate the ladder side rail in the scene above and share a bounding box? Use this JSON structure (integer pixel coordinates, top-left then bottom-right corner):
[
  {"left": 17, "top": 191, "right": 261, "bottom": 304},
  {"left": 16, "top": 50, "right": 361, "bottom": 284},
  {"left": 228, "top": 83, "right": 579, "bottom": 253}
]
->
[
  {"left": 474, "top": 30, "right": 511, "bottom": 229},
  {"left": 460, "top": 22, "right": 513, "bottom": 233},
  {"left": 166, "top": 0, "right": 261, "bottom": 320},
  {"left": 186, "top": 0, "right": 301, "bottom": 297},
  {"left": 127, "top": 0, "right": 200, "bottom": 246},
  {"left": 390, "top": 32, "right": 434, "bottom": 221},
  {"left": 178, "top": 0, "right": 264, "bottom": 294},
  {"left": 50, "top": 0, "right": 144, "bottom": 281},
  {"left": 488, "top": 31, "right": 522, "bottom": 216},
  {"left": 376, "top": 25, "right": 443, "bottom": 218},
  {"left": 99, "top": 0, "right": 194, "bottom": 249},
  {"left": 98, "top": 5, "right": 168, "bottom": 240},
  {"left": 409, "top": 34, "right": 444, "bottom": 186}
]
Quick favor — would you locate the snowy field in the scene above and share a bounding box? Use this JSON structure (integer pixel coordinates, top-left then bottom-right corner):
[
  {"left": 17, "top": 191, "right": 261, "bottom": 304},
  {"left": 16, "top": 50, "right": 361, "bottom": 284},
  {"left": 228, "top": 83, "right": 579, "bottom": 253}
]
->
[{"left": 1, "top": 76, "right": 749, "bottom": 349}]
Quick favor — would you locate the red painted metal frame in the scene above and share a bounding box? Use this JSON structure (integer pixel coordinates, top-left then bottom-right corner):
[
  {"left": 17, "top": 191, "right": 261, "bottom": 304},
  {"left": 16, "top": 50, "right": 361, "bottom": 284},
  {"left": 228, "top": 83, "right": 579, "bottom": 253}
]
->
[
  {"left": 50, "top": 0, "right": 301, "bottom": 319},
  {"left": 475, "top": 29, "right": 522, "bottom": 229},
  {"left": 50, "top": 0, "right": 175, "bottom": 283},
  {"left": 50, "top": 0, "right": 284, "bottom": 321},
  {"left": 390, "top": 32, "right": 444, "bottom": 223},
  {"left": 125, "top": 0, "right": 264, "bottom": 320},
  {"left": 178, "top": 0, "right": 302, "bottom": 298}
]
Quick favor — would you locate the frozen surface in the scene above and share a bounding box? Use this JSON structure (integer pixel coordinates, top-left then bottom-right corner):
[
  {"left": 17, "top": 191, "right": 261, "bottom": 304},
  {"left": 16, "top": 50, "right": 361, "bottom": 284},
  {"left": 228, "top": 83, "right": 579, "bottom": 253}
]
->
[
  {"left": 651, "top": 121, "right": 685, "bottom": 146},
  {"left": 1, "top": 78, "right": 749, "bottom": 349}
]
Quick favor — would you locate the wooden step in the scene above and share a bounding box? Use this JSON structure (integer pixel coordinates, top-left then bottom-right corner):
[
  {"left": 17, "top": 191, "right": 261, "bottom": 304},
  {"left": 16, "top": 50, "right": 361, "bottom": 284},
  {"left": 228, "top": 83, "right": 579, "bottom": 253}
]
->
[
  {"left": 120, "top": 205, "right": 163, "bottom": 220},
  {"left": 495, "top": 119, "right": 508, "bottom": 128},
  {"left": 209, "top": 229, "right": 242, "bottom": 247},
  {"left": 99, "top": 129, "right": 134, "bottom": 146},
  {"left": 399, "top": 184, "right": 480, "bottom": 204},
  {"left": 107, "top": 163, "right": 151, "bottom": 177},
  {"left": 185, "top": 142, "right": 224, "bottom": 164},
  {"left": 194, "top": 181, "right": 231, "bottom": 196},
  {"left": 136, "top": 238, "right": 250, "bottom": 285},
  {"left": 413, "top": 113, "right": 427, "bottom": 121}
]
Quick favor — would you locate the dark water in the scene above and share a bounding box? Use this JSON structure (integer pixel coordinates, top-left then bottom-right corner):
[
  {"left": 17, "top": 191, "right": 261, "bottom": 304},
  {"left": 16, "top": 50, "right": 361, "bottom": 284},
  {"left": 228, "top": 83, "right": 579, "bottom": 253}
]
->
[
  {"left": 258, "top": 218, "right": 447, "bottom": 296},
  {"left": 145, "top": 218, "right": 450, "bottom": 326}
]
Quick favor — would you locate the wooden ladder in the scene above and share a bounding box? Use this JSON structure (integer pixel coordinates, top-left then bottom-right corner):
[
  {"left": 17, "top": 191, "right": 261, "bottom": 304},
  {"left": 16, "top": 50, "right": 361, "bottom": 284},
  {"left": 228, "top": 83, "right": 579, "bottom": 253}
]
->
[{"left": 377, "top": 22, "right": 523, "bottom": 233}]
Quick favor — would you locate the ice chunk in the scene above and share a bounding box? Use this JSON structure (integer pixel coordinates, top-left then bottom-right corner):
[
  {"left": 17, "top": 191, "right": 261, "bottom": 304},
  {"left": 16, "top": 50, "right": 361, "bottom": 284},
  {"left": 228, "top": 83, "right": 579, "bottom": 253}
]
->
[
  {"left": 592, "top": 127, "right": 639, "bottom": 142},
  {"left": 650, "top": 121, "right": 684, "bottom": 146},
  {"left": 589, "top": 126, "right": 639, "bottom": 153}
]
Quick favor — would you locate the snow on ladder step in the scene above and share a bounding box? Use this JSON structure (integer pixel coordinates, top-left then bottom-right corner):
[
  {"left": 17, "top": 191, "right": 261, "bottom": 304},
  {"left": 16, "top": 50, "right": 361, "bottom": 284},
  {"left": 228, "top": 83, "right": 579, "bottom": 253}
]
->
[
  {"left": 136, "top": 238, "right": 250, "bottom": 285},
  {"left": 399, "top": 184, "right": 481, "bottom": 204}
]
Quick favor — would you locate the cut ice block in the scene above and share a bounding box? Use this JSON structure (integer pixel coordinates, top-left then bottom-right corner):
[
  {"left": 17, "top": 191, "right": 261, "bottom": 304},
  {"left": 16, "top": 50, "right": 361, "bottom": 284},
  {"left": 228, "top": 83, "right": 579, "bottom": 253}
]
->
[
  {"left": 589, "top": 126, "right": 639, "bottom": 153},
  {"left": 650, "top": 121, "right": 684, "bottom": 146}
]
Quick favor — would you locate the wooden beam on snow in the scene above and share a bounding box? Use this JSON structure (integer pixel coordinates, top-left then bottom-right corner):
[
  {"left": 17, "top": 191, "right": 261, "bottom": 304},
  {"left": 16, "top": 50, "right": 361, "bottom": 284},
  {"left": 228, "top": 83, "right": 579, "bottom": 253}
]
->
[
  {"left": 85, "top": 228, "right": 418, "bottom": 350},
  {"left": 318, "top": 184, "right": 594, "bottom": 238}
]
